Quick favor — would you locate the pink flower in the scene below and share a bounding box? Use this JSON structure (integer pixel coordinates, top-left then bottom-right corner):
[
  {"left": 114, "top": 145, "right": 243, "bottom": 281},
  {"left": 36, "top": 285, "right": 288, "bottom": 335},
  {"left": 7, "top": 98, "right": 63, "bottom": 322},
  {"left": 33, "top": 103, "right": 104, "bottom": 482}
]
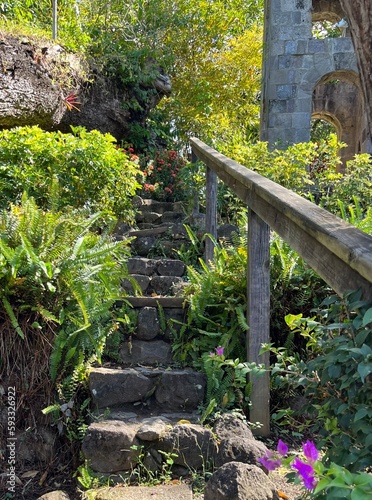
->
[
  {"left": 258, "top": 451, "right": 281, "bottom": 471},
  {"left": 277, "top": 440, "right": 288, "bottom": 456},
  {"left": 215, "top": 346, "right": 224, "bottom": 356},
  {"left": 303, "top": 441, "right": 318, "bottom": 464},
  {"left": 292, "top": 458, "right": 317, "bottom": 490}
]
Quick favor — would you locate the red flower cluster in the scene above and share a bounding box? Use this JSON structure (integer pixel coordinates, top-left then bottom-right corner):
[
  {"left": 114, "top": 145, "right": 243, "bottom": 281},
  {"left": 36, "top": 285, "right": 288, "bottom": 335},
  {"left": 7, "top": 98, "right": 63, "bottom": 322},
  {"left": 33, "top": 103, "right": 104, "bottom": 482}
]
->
[{"left": 141, "top": 149, "right": 186, "bottom": 202}]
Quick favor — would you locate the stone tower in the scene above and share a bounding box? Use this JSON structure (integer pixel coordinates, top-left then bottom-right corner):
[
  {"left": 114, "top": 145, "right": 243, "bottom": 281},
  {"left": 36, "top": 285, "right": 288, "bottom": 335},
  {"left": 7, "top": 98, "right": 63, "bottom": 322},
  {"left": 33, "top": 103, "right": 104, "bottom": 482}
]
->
[{"left": 260, "top": 0, "right": 371, "bottom": 169}]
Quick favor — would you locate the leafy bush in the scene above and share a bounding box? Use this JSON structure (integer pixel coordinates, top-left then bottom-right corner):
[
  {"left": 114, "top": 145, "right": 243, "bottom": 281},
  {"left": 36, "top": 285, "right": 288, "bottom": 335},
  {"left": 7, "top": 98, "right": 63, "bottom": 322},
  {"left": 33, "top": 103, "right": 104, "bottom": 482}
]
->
[
  {"left": 0, "top": 126, "right": 141, "bottom": 221},
  {"left": 268, "top": 291, "right": 372, "bottom": 473},
  {"left": 139, "top": 149, "right": 187, "bottom": 202}
]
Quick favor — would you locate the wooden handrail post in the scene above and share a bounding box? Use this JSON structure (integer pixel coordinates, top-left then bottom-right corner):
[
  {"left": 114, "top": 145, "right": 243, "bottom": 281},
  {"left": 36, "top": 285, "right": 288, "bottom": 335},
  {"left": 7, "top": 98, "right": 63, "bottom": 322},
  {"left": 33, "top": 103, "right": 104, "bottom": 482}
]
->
[
  {"left": 247, "top": 207, "right": 271, "bottom": 436},
  {"left": 205, "top": 166, "right": 217, "bottom": 265}
]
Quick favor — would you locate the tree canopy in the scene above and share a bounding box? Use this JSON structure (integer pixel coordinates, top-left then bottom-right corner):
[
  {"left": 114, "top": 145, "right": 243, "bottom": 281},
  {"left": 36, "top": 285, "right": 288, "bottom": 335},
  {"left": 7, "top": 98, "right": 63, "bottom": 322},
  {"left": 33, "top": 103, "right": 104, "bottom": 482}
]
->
[{"left": 0, "top": 0, "right": 264, "bottom": 149}]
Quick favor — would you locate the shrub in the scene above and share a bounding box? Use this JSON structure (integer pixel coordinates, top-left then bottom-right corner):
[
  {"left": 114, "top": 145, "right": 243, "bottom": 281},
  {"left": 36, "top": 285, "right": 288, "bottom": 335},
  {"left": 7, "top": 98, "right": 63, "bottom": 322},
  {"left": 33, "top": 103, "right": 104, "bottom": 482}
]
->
[
  {"left": 0, "top": 125, "right": 142, "bottom": 222},
  {"left": 268, "top": 290, "right": 372, "bottom": 473},
  {"left": 139, "top": 149, "right": 187, "bottom": 202}
]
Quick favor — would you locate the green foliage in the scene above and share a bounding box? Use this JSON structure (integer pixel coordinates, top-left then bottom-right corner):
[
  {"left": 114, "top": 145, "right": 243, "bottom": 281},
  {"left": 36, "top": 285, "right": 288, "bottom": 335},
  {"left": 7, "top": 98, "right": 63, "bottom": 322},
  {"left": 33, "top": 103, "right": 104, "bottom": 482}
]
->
[
  {"left": 129, "top": 445, "right": 178, "bottom": 486},
  {"left": 0, "top": 126, "right": 141, "bottom": 222},
  {"left": 223, "top": 135, "right": 342, "bottom": 195},
  {"left": 312, "top": 462, "right": 372, "bottom": 499},
  {"left": 201, "top": 350, "right": 265, "bottom": 417},
  {"left": 317, "top": 153, "right": 372, "bottom": 215},
  {"left": 270, "top": 235, "right": 330, "bottom": 350},
  {"left": 172, "top": 241, "right": 248, "bottom": 367},
  {"left": 0, "top": 195, "right": 132, "bottom": 381},
  {"left": 268, "top": 290, "right": 372, "bottom": 473}
]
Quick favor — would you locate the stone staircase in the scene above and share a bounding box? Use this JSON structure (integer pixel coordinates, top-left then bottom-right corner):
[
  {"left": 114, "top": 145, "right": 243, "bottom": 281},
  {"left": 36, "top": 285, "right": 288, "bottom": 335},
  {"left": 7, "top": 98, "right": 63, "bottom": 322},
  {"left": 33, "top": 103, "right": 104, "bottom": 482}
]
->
[{"left": 81, "top": 197, "right": 207, "bottom": 482}]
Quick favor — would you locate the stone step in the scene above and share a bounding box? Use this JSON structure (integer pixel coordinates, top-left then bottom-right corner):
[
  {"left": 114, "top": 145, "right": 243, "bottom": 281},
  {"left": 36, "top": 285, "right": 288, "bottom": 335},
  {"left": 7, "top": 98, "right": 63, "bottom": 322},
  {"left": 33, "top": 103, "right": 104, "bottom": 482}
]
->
[
  {"left": 115, "top": 298, "right": 186, "bottom": 343},
  {"left": 122, "top": 257, "right": 188, "bottom": 296},
  {"left": 84, "top": 484, "right": 193, "bottom": 499},
  {"left": 136, "top": 199, "right": 184, "bottom": 214},
  {"left": 123, "top": 274, "right": 188, "bottom": 296},
  {"left": 82, "top": 412, "right": 204, "bottom": 475},
  {"left": 135, "top": 210, "right": 185, "bottom": 225},
  {"left": 82, "top": 412, "right": 269, "bottom": 487},
  {"left": 89, "top": 366, "right": 206, "bottom": 411}
]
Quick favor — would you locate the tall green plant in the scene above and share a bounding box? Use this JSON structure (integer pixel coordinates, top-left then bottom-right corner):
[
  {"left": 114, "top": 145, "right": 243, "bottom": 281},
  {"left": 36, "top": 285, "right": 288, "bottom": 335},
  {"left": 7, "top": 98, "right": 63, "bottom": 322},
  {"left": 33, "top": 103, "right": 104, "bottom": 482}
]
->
[{"left": 1, "top": 195, "right": 132, "bottom": 375}]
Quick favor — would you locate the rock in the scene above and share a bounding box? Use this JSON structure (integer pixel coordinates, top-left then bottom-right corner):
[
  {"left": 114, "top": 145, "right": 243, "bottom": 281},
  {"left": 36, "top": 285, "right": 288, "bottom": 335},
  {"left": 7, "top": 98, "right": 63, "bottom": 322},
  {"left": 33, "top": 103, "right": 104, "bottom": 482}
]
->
[
  {"left": 16, "top": 427, "right": 57, "bottom": 465},
  {"left": 136, "top": 307, "right": 160, "bottom": 340},
  {"left": 121, "top": 274, "right": 150, "bottom": 294},
  {"left": 155, "top": 369, "right": 206, "bottom": 411},
  {"left": 37, "top": 492, "right": 70, "bottom": 500},
  {"left": 156, "top": 259, "right": 185, "bottom": 277},
  {"left": 159, "top": 423, "right": 217, "bottom": 470},
  {"left": 150, "top": 275, "right": 184, "bottom": 295},
  {"left": 120, "top": 339, "right": 172, "bottom": 365},
  {"left": 82, "top": 421, "right": 140, "bottom": 473},
  {"left": 127, "top": 257, "right": 158, "bottom": 276},
  {"left": 217, "top": 224, "right": 240, "bottom": 243},
  {"left": 204, "top": 461, "right": 279, "bottom": 500},
  {"left": 213, "top": 414, "right": 254, "bottom": 441},
  {"left": 216, "top": 437, "right": 269, "bottom": 468},
  {"left": 136, "top": 416, "right": 170, "bottom": 441},
  {"left": 131, "top": 235, "right": 157, "bottom": 256},
  {"left": 161, "top": 211, "right": 185, "bottom": 223},
  {"left": 89, "top": 367, "right": 158, "bottom": 407},
  {"left": 0, "top": 36, "right": 171, "bottom": 142}
]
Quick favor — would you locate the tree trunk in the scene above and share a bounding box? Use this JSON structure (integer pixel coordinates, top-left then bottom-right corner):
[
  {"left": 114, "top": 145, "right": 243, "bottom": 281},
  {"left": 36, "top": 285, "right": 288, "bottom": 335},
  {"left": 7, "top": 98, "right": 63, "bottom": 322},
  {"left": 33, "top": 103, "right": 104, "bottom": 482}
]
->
[
  {"left": 339, "top": 1, "right": 372, "bottom": 139},
  {"left": 0, "top": 35, "right": 171, "bottom": 143}
]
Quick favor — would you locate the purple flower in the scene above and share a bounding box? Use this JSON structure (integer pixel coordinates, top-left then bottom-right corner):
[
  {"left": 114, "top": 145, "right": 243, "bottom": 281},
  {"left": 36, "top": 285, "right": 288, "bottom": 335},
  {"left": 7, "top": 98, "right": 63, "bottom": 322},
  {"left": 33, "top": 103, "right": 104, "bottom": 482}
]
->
[
  {"left": 209, "top": 351, "right": 215, "bottom": 357},
  {"left": 303, "top": 440, "right": 319, "bottom": 464},
  {"left": 258, "top": 451, "right": 281, "bottom": 471},
  {"left": 277, "top": 440, "right": 288, "bottom": 456},
  {"left": 291, "top": 458, "right": 317, "bottom": 490},
  {"left": 215, "top": 346, "right": 225, "bottom": 356}
]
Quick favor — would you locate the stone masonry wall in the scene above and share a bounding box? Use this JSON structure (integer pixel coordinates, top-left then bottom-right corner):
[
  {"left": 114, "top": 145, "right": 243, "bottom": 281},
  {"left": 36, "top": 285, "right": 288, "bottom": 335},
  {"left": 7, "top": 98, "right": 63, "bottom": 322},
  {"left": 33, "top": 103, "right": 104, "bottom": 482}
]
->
[{"left": 260, "top": 0, "right": 371, "bottom": 159}]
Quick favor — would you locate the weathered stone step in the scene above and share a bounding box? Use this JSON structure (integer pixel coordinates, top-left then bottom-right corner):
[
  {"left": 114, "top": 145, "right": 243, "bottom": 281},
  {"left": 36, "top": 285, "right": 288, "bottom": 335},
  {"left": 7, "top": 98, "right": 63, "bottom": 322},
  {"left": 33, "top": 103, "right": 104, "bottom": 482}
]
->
[
  {"left": 89, "top": 366, "right": 206, "bottom": 411},
  {"left": 82, "top": 412, "right": 269, "bottom": 490},
  {"left": 135, "top": 210, "right": 185, "bottom": 225},
  {"left": 114, "top": 300, "right": 186, "bottom": 346},
  {"left": 124, "top": 296, "right": 185, "bottom": 308},
  {"left": 85, "top": 484, "right": 193, "bottom": 499},
  {"left": 136, "top": 199, "right": 184, "bottom": 214},
  {"left": 123, "top": 274, "right": 187, "bottom": 296}
]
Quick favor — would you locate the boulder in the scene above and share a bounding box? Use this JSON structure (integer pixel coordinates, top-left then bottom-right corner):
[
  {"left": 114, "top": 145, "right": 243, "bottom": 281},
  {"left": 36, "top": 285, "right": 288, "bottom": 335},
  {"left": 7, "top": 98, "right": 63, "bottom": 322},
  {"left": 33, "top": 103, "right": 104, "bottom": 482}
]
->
[
  {"left": 215, "top": 437, "right": 269, "bottom": 468},
  {"left": 82, "top": 421, "right": 140, "bottom": 473},
  {"left": 204, "top": 461, "right": 280, "bottom": 500},
  {"left": 159, "top": 423, "right": 217, "bottom": 470}
]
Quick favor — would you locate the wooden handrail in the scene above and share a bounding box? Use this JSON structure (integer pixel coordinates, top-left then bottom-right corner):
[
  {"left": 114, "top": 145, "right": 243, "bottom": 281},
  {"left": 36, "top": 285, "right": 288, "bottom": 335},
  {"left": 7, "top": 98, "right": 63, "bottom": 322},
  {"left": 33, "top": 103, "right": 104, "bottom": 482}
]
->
[
  {"left": 190, "top": 136, "right": 372, "bottom": 436},
  {"left": 191, "top": 137, "right": 372, "bottom": 296}
]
